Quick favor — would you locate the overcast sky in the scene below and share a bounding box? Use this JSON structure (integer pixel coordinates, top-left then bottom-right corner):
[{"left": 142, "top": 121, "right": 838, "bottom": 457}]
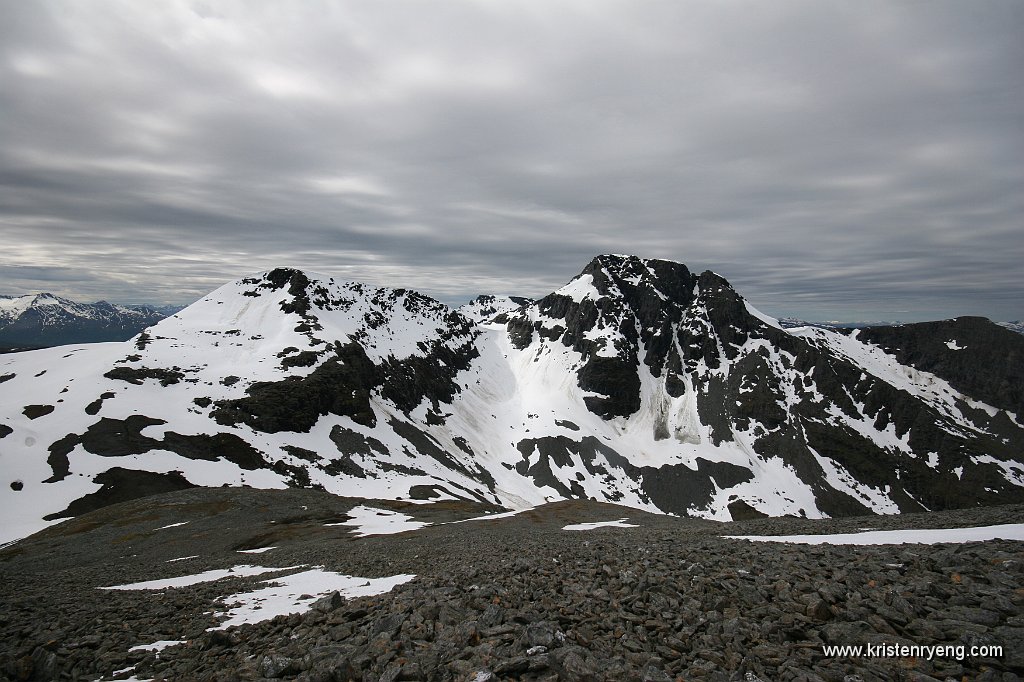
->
[{"left": 1, "top": 1, "right": 1021, "bottom": 321}]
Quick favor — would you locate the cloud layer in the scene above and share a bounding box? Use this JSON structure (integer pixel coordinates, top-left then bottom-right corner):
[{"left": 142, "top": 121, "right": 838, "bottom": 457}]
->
[{"left": 2, "top": 1, "right": 1021, "bottom": 321}]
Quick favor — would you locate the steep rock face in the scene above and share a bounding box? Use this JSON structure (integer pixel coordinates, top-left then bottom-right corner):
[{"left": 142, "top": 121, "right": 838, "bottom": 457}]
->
[
  {"left": 0, "top": 294, "right": 167, "bottom": 347},
  {"left": 0, "top": 258, "right": 1021, "bottom": 544}
]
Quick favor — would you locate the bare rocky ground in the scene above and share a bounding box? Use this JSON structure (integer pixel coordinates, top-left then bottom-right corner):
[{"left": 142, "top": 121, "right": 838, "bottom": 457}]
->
[{"left": 0, "top": 488, "right": 1022, "bottom": 682}]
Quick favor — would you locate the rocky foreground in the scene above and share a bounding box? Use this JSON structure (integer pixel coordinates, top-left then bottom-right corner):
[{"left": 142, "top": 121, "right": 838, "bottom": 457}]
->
[{"left": 1, "top": 489, "right": 1022, "bottom": 682}]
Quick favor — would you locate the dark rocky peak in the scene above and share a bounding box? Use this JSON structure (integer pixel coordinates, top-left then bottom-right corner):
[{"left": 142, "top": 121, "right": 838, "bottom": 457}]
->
[
  {"left": 579, "top": 254, "right": 697, "bottom": 309},
  {"left": 514, "top": 256, "right": 770, "bottom": 372},
  {"left": 263, "top": 267, "right": 307, "bottom": 291},
  {"left": 690, "top": 270, "right": 777, "bottom": 347},
  {"left": 240, "top": 268, "right": 317, "bottom": 315},
  {"left": 533, "top": 255, "right": 699, "bottom": 334}
]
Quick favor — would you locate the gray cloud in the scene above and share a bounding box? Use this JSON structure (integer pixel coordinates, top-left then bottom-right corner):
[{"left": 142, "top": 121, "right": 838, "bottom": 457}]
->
[{"left": 1, "top": 0, "right": 1021, "bottom": 320}]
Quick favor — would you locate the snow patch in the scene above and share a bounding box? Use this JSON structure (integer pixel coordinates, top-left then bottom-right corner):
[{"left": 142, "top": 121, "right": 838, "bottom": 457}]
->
[
  {"left": 743, "top": 301, "right": 784, "bottom": 330},
  {"left": 460, "top": 508, "right": 531, "bottom": 523},
  {"left": 155, "top": 521, "right": 189, "bottom": 530},
  {"left": 554, "top": 274, "right": 599, "bottom": 303},
  {"left": 327, "top": 505, "right": 429, "bottom": 537},
  {"left": 212, "top": 569, "right": 416, "bottom": 630},
  {"left": 563, "top": 518, "right": 638, "bottom": 530},
  {"left": 128, "top": 640, "right": 184, "bottom": 653},
  {"left": 727, "top": 523, "right": 1024, "bottom": 545},
  {"left": 99, "top": 565, "right": 300, "bottom": 590}
]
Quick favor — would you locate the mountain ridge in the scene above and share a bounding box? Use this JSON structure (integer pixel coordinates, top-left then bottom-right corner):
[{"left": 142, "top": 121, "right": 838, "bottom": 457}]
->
[{"left": 1, "top": 256, "right": 1021, "bottom": 544}]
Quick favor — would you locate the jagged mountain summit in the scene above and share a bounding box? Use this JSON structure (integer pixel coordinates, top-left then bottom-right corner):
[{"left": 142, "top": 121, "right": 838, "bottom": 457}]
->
[
  {"left": 1, "top": 256, "right": 1022, "bottom": 544},
  {"left": 0, "top": 293, "right": 169, "bottom": 348}
]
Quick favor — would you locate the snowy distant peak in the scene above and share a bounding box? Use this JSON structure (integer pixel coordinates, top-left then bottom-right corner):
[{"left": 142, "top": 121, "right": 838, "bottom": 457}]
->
[
  {"left": 0, "top": 292, "right": 163, "bottom": 323},
  {"left": 457, "top": 295, "right": 533, "bottom": 324},
  {"left": 998, "top": 320, "right": 1024, "bottom": 335},
  {"left": 0, "top": 293, "right": 168, "bottom": 347},
  {"left": 0, "top": 293, "right": 78, "bottom": 321}
]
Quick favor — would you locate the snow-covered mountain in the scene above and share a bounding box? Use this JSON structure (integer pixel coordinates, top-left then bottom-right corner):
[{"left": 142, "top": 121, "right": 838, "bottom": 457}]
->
[
  {"left": 1, "top": 256, "right": 1022, "bottom": 544},
  {"left": 457, "top": 294, "right": 533, "bottom": 323},
  {"left": 0, "top": 293, "right": 168, "bottom": 348}
]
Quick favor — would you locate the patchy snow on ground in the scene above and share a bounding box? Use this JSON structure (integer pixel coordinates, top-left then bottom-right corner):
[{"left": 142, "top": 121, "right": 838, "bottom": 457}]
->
[
  {"left": 165, "top": 555, "right": 199, "bottom": 563},
  {"left": 459, "top": 508, "right": 532, "bottom": 523},
  {"left": 211, "top": 569, "right": 416, "bottom": 630},
  {"left": 154, "top": 522, "right": 189, "bottom": 530},
  {"left": 327, "top": 505, "right": 429, "bottom": 537},
  {"left": 725, "top": 523, "right": 1024, "bottom": 545},
  {"left": 237, "top": 546, "right": 276, "bottom": 554},
  {"left": 128, "top": 640, "right": 184, "bottom": 653},
  {"left": 563, "top": 519, "right": 639, "bottom": 531},
  {"left": 99, "top": 565, "right": 300, "bottom": 590}
]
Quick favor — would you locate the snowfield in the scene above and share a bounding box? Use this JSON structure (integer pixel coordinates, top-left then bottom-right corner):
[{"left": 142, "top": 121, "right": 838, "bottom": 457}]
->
[{"left": 726, "top": 523, "right": 1024, "bottom": 545}]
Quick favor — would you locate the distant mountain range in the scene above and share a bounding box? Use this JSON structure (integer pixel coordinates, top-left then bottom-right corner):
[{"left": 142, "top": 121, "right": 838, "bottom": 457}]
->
[
  {"left": 1, "top": 255, "right": 1021, "bottom": 544},
  {"left": 0, "top": 294, "right": 181, "bottom": 349},
  {"left": 998, "top": 320, "right": 1024, "bottom": 335}
]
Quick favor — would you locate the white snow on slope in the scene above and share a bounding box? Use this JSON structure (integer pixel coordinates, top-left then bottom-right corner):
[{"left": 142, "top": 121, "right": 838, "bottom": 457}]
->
[
  {"left": 563, "top": 519, "right": 638, "bottom": 530},
  {"left": 459, "top": 508, "right": 532, "bottom": 522},
  {"left": 554, "top": 273, "right": 599, "bottom": 303},
  {"left": 327, "top": 505, "right": 430, "bottom": 536},
  {"left": 128, "top": 640, "right": 183, "bottom": 653},
  {"left": 99, "top": 565, "right": 300, "bottom": 590},
  {"left": 726, "top": 523, "right": 1024, "bottom": 545},
  {"left": 0, "top": 271, "right": 497, "bottom": 545},
  {"left": 743, "top": 300, "right": 784, "bottom": 330},
  {"left": 790, "top": 326, "right": 1007, "bottom": 435},
  {"left": 212, "top": 569, "right": 416, "bottom": 630}
]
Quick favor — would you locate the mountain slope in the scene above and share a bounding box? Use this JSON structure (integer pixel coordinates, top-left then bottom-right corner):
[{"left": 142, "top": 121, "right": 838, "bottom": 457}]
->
[
  {"left": 1, "top": 258, "right": 1021, "bottom": 544},
  {"left": 0, "top": 293, "right": 168, "bottom": 347}
]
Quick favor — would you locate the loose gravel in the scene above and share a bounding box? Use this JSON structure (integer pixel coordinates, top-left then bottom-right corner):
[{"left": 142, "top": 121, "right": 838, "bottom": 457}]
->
[{"left": 1, "top": 488, "right": 1021, "bottom": 681}]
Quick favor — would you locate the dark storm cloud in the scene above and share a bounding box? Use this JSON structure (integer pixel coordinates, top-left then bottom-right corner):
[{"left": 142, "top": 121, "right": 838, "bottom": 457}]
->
[{"left": 1, "top": 0, "right": 1021, "bottom": 319}]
